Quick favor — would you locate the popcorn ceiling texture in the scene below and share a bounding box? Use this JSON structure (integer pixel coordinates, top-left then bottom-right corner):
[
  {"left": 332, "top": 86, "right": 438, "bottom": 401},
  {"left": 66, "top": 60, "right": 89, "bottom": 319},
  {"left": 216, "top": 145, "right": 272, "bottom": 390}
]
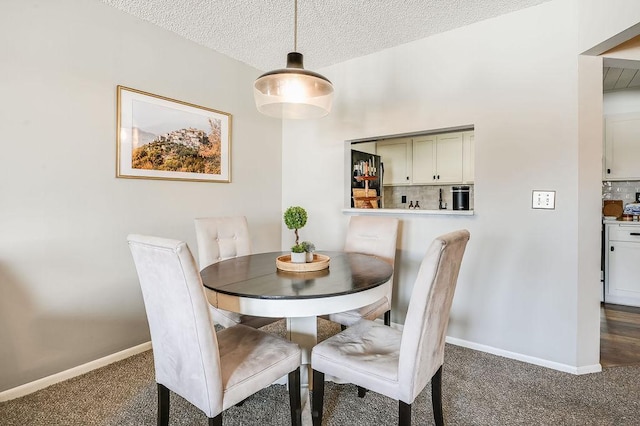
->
[{"left": 100, "top": 0, "right": 552, "bottom": 71}]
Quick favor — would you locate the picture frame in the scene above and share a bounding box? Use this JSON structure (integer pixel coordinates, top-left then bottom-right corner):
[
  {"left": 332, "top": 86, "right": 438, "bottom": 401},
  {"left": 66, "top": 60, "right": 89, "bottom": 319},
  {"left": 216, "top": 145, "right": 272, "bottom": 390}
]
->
[{"left": 116, "top": 86, "right": 231, "bottom": 182}]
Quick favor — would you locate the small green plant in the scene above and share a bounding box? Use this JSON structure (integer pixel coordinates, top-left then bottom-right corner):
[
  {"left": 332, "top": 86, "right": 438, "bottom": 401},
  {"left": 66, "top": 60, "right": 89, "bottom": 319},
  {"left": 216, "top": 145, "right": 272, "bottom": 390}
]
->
[
  {"left": 283, "top": 206, "right": 307, "bottom": 246},
  {"left": 291, "top": 244, "right": 306, "bottom": 253},
  {"left": 300, "top": 241, "right": 315, "bottom": 253}
]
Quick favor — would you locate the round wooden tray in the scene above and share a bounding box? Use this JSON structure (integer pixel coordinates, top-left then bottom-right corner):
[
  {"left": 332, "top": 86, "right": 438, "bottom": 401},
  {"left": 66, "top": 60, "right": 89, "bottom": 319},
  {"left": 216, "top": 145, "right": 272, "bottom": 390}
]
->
[{"left": 276, "top": 253, "right": 330, "bottom": 272}]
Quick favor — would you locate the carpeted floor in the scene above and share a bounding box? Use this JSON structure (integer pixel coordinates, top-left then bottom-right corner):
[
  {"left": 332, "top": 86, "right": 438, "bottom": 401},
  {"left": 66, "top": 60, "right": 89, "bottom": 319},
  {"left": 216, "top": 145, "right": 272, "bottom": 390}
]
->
[{"left": 1, "top": 319, "right": 639, "bottom": 425}]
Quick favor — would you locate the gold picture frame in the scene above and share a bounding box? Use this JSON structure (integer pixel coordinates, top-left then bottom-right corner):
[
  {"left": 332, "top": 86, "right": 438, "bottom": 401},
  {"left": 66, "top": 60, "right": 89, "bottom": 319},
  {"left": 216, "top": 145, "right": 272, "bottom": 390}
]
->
[{"left": 116, "top": 86, "right": 231, "bottom": 182}]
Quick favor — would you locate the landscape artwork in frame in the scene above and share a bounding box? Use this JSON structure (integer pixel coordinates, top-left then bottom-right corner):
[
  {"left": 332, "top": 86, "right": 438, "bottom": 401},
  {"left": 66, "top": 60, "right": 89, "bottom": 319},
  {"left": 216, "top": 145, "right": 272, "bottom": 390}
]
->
[{"left": 117, "top": 86, "right": 231, "bottom": 182}]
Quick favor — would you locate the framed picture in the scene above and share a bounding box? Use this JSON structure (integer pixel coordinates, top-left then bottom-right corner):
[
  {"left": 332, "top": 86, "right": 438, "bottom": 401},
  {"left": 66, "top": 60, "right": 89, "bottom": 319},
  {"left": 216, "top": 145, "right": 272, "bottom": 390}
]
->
[{"left": 116, "top": 86, "right": 231, "bottom": 182}]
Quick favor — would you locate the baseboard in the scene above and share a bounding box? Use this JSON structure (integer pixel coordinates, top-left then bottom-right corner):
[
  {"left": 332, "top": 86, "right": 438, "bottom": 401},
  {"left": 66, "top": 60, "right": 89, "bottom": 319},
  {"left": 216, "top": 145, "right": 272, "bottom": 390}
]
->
[
  {"left": 0, "top": 341, "right": 152, "bottom": 402},
  {"left": 446, "top": 336, "right": 602, "bottom": 375}
]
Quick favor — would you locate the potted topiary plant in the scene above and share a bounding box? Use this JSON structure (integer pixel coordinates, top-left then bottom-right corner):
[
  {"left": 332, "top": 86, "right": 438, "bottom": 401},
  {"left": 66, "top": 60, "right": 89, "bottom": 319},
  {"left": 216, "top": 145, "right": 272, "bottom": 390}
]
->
[{"left": 284, "top": 206, "right": 308, "bottom": 263}]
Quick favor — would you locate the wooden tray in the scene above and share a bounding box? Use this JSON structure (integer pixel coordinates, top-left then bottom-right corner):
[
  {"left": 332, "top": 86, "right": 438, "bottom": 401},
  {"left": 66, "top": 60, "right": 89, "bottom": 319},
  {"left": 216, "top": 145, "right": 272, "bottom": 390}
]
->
[{"left": 276, "top": 254, "right": 330, "bottom": 272}]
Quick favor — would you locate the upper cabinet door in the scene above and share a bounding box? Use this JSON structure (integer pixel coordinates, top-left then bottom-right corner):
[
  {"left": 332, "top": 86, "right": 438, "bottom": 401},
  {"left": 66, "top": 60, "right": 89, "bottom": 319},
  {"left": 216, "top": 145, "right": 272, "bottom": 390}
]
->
[
  {"left": 412, "top": 135, "right": 437, "bottom": 184},
  {"left": 377, "top": 139, "right": 412, "bottom": 185},
  {"left": 604, "top": 113, "right": 640, "bottom": 180},
  {"left": 462, "top": 131, "right": 475, "bottom": 183},
  {"left": 434, "top": 133, "right": 463, "bottom": 183}
]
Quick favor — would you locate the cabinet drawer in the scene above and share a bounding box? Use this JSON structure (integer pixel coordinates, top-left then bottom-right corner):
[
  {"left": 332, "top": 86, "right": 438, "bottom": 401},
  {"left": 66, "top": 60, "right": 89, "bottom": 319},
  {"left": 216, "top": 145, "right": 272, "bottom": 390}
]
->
[{"left": 608, "top": 225, "right": 640, "bottom": 242}]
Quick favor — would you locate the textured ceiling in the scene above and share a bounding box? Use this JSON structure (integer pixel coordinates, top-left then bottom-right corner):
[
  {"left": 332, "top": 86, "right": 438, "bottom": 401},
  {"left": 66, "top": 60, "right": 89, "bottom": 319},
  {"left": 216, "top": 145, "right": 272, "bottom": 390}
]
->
[{"left": 101, "top": 0, "right": 553, "bottom": 72}]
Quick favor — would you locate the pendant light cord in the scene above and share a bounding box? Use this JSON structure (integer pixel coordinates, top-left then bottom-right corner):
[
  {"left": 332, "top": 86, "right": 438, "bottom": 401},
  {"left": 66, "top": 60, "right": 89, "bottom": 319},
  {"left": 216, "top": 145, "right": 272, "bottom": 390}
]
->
[{"left": 294, "top": 0, "right": 298, "bottom": 52}]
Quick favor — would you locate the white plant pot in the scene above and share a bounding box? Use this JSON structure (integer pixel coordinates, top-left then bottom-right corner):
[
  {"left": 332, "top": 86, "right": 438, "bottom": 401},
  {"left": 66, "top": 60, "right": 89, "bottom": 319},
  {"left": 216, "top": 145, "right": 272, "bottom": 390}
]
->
[
  {"left": 290, "top": 252, "right": 306, "bottom": 263},
  {"left": 305, "top": 252, "right": 314, "bottom": 263}
]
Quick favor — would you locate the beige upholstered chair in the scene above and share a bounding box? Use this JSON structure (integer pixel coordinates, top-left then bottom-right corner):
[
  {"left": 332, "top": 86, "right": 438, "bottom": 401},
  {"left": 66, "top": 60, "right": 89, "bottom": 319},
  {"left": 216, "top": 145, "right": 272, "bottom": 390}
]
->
[
  {"left": 128, "top": 234, "right": 302, "bottom": 426},
  {"left": 326, "top": 216, "right": 399, "bottom": 327},
  {"left": 311, "top": 230, "right": 470, "bottom": 426},
  {"left": 194, "top": 216, "right": 279, "bottom": 329}
]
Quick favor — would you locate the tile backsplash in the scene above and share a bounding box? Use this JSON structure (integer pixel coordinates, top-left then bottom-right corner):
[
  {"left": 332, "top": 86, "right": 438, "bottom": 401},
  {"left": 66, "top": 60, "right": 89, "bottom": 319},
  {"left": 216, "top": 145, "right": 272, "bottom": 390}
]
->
[
  {"left": 383, "top": 185, "right": 474, "bottom": 210},
  {"left": 602, "top": 181, "right": 640, "bottom": 204}
]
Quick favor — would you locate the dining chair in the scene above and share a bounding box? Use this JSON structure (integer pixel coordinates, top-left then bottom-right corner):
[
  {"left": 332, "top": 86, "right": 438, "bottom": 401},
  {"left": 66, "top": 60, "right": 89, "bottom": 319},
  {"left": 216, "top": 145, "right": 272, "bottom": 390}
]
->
[
  {"left": 311, "top": 229, "right": 470, "bottom": 426},
  {"left": 194, "top": 216, "right": 280, "bottom": 329},
  {"left": 127, "top": 234, "right": 302, "bottom": 426},
  {"left": 325, "top": 216, "right": 399, "bottom": 328}
]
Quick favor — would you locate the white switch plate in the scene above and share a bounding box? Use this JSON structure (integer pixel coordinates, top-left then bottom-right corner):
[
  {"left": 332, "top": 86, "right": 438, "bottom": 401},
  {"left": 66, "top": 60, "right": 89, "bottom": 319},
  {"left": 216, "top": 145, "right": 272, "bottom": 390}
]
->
[{"left": 532, "top": 190, "right": 556, "bottom": 209}]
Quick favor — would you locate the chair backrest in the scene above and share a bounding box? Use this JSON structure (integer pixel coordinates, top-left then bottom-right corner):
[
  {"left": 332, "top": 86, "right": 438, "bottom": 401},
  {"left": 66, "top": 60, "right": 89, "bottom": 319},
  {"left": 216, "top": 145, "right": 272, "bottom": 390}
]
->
[
  {"left": 344, "top": 216, "right": 399, "bottom": 305},
  {"left": 397, "top": 229, "right": 470, "bottom": 403},
  {"left": 344, "top": 216, "right": 399, "bottom": 266},
  {"left": 128, "top": 234, "right": 224, "bottom": 417},
  {"left": 194, "top": 216, "right": 252, "bottom": 270}
]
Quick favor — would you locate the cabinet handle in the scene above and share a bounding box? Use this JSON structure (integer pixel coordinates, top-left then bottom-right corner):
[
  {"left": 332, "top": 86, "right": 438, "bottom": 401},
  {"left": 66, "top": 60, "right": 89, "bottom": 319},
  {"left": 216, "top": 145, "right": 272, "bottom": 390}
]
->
[
  {"left": 611, "top": 246, "right": 615, "bottom": 252},
  {"left": 631, "top": 233, "right": 640, "bottom": 236},
  {"left": 433, "top": 175, "right": 436, "bottom": 180},
  {"left": 607, "top": 168, "right": 611, "bottom": 174},
  {"left": 437, "top": 175, "right": 440, "bottom": 179},
  {"left": 406, "top": 176, "right": 409, "bottom": 181}
]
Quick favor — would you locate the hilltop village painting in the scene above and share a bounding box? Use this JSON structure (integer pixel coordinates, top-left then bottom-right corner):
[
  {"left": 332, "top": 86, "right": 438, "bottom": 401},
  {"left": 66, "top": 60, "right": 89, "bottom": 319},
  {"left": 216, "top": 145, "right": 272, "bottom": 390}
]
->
[{"left": 116, "top": 86, "right": 231, "bottom": 182}]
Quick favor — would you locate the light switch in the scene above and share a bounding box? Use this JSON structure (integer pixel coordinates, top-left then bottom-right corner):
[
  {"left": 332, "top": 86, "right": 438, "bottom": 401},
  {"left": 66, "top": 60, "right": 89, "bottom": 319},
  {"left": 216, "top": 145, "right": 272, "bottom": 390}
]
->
[{"left": 532, "top": 190, "right": 555, "bottom": 209}]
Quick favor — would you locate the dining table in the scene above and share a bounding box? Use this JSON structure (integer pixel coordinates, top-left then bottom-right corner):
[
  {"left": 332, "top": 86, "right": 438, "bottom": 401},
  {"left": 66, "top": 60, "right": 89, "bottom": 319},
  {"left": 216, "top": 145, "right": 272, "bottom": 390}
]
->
[{"left": 200, "top": 250, "right": 393, "bottom": 423}]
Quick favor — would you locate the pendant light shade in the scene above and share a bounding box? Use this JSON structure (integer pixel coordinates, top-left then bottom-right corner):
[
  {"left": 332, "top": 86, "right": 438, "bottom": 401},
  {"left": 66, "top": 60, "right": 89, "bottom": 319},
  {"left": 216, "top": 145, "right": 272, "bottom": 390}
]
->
[
  {"left": 253, "top": 1, "right": 334, "bottom": 119},
  {"left": 254, "top": 52, "right": 333, "bottom": 119}
]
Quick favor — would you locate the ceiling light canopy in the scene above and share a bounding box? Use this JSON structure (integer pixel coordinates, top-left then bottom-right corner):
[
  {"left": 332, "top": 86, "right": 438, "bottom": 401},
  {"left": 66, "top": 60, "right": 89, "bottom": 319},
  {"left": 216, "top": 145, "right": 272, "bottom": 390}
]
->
[{"left": 253, "top": 0, "right": 334, "bottom": 120}]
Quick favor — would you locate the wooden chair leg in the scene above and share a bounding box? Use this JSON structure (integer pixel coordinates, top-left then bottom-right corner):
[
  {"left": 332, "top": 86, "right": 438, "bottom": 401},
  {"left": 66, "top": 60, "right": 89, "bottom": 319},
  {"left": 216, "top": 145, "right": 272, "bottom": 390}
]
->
[
  {"left": 357, "top": 386, "right": 368, "bottom": 398},
  {"left": 398, "top": 400, "right": 411, "bottom": 426},
  {"left": 431, "top": 366, "right": 444, "bottom": 426},
  {"left": 157, "top": 383, "right": 169, "bottom": 426},
  {"left": 288, "top": 368, "right": 302, "bottom": 426},
  {"left": 312, "top": 370, "right": 325, "bottom": 426},
  {"left": 208, "top": 414, "right": 222, "bottom": 426},
  {"left": 384, "top": 310, "right": 391, "bottom": 326}
]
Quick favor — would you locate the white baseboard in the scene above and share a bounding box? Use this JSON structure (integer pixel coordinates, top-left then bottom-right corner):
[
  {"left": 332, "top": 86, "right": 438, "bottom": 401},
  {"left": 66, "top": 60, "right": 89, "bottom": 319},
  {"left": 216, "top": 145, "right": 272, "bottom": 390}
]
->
[
  {"left": 0, "top": 341, "right": 152, "bottom": 402},
  {"left": 445, "top": 336, "right": 602, "bottom": 375}
]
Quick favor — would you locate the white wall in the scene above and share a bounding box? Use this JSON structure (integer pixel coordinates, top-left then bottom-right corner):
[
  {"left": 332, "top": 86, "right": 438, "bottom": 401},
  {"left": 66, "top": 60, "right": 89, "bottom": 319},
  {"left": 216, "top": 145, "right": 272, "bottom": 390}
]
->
[
  {"left": 283, "top": 0, "right": 607, "bottom": 371},
  {"left": 0, "top": 0, "right": 282, "bottom": 392}
]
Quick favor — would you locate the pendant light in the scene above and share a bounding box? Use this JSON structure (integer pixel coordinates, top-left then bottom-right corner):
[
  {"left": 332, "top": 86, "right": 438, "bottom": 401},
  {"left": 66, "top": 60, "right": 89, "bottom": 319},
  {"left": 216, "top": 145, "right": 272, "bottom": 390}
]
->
[{"left": 254, "top": 0, "right": 334, "bottom": 119}]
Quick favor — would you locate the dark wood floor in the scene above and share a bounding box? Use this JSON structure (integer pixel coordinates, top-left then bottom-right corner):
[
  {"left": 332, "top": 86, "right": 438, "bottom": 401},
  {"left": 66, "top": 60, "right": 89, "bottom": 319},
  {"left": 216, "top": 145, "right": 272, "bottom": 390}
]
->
[{"left": 600, "top": 303, "right": 640, "bottom": 368}]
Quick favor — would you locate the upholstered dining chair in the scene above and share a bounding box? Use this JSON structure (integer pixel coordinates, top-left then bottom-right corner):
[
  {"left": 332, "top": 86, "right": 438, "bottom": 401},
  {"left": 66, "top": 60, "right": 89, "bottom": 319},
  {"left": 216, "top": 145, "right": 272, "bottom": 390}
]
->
[
  {"left": 311, "top": 229, "right": 470, "bottom": 426},
  {"left": 325, "top": 216, "right": 399, "bottom": 328},
  {"left": 127, "top": 234, "right": 302, "bottom": 426},
  {"left": 194, "top": 216, "right": 280, "bottom": 329}
]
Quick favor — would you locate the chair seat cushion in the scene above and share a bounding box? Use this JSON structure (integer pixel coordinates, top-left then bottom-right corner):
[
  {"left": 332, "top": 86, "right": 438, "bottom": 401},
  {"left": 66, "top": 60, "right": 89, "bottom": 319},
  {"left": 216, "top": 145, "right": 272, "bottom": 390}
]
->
[
  {"left": 217, "top": 324, "right": 301, "bottom": 408},
  {"left": 311, "top": 320, "right": 402, "bottom": 400},
  {"left": 325, "top": 297, "right": 390, "bottom": 326}
]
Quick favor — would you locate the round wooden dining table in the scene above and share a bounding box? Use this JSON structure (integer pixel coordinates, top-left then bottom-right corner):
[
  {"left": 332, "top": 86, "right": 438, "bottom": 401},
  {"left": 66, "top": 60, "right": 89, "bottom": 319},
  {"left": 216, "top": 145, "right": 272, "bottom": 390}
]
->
[{"left": 200, "top": 250, "right": 393, "bottom": 421}]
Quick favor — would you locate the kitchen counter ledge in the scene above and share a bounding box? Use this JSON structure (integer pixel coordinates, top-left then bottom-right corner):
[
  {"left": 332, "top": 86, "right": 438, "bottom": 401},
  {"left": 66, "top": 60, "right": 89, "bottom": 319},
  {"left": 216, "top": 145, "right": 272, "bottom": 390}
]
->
[{"left": 342, "top": 208, "right": 475, "bottom": 217}]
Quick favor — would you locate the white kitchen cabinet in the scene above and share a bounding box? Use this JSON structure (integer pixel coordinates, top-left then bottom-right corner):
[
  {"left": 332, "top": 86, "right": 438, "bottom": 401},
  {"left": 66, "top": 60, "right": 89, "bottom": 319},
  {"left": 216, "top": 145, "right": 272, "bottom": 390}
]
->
[
  {"left": 377, "top": 138, "right": 412, "bottom": 185},
  {"left": 462, "top": 131, "right": 474, "bottom": 183},
  {"left": 605, "top": 222, "right": 640, "bottom": 307},
  {"left": 412, "top": 133, "right": 463, "bottom": 184},
  {"left": 604, "top": 113, "right": 640, "bottom": 180}
]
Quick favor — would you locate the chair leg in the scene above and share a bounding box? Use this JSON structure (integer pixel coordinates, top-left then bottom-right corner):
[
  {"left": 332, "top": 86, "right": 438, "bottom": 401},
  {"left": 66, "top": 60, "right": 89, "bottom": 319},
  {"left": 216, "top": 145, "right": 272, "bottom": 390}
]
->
[
  {"left": 157, "top": 383, "right": 169, "bottom": 426},
  {"left": 357, "top": 386, "right": 368, "bottom": 398},
  {"left": 431, "top": 366, "right": 444, "bottom": 426},
  {"left": 288, "top": 368, "right": 302, "bottom": 426},
  {"left": 312, "top": 370, "right": 325, "bottom": 426},
  {"left": 398, "top": 400, "right": 411, "bottom": 426},
  {"left": 208, "top": 414, "right": 222, "bottom": 426},
  {"left": 384, "top": 310, "right": 391, "bottom": 326}
]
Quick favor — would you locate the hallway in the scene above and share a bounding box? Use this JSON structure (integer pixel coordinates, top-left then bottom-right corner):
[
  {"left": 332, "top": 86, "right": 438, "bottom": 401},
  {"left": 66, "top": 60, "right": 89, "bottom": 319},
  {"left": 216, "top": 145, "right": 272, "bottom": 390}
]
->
[{"left": 600, "top": 303, "right": 640, "bottom": 367}]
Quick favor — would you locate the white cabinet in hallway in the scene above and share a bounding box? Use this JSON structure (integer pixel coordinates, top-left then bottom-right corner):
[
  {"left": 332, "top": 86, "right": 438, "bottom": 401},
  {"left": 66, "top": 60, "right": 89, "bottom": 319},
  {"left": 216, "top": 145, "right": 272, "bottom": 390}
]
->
[
  {"left": 604, "top": 113, "right": 640, "bottom": 180},
  {"left": 605, "top": 222, "right": 640, "bottom": 307}
]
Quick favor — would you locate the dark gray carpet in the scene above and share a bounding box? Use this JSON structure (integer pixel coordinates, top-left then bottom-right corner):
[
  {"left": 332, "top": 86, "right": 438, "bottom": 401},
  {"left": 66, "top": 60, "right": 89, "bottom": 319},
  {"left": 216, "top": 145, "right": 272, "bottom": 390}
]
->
[{"left": 1, "top": 319, "right": 639, "bottom": 425}]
